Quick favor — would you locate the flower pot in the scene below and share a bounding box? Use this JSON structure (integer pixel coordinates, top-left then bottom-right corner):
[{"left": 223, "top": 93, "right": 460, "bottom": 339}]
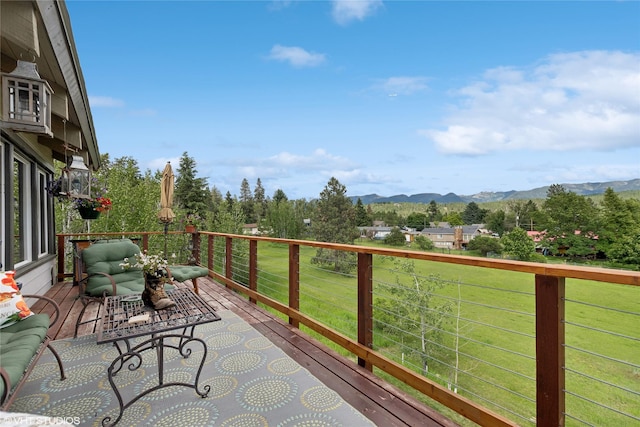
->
[
  {"left": 185, "top": 225, "right": 196, "bottom": 233},
  {"left": 78, "top": 206, "right": 100, "bottom": 220}
]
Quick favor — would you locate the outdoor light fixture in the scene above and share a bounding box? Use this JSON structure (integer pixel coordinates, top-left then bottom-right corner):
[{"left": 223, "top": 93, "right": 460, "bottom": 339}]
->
[
  {"left": 60, "top": 155, "right": 91, "bottom": 198},
  {"left": 1, "top": 60, "right": 53, "bottom": 136}
]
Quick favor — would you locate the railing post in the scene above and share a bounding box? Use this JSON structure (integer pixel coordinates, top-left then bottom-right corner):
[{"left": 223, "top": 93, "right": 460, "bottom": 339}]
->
[
  {"left": 358, "top": 252, "right": 373, "bottom": 371},
  {"left": 249, "top": 239, "right": 258, "bottom": 304},
  {"left": 141, "top": 234, "right": 149, "bottom": 252},
  {"left": 192, "top": 232, "right": 201, "bottom": 264},
  {"left": 56, "top": 235, "right": 65, "bottom": 282},
  {"left": 536, "top": 274, "right": 566, "bottom": 427},
  {"left": 225, "top": 236, "right": 233, "bottom": 287},
  {"left": 289, "top": 244, "right": 300, "bottom": 328}
]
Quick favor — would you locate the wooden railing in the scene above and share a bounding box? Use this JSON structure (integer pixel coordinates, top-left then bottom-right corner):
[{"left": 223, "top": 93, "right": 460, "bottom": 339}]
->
[{"left": 56, "top": 231, "right": 640, "bottom": 426}]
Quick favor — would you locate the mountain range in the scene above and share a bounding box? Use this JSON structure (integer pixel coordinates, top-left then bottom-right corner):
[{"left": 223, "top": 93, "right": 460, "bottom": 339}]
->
[{"left": 350, "top": 179, "right": 640, "bottom": 205}]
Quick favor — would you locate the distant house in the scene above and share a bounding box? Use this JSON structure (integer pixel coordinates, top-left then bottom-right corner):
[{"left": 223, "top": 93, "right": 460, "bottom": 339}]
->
[
  {"left": 242, "top": 223, "right": 260, "bottom": 235},
  {"left": 357, "top": 221, "right": 389, "bottom": 238},
  {"left": 421, "top": 225, "right": 485, "bottom": 249}
]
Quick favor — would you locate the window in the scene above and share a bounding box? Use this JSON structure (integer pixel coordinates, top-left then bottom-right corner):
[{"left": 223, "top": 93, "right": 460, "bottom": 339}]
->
[
  {"left": 13, "top": 155, "right": 31, "bottom": 266},
  {"left": 38, "top": 169, "right": 51, "bottom": 257},
  {"left": 1, "top": 141, "right": 55, "bottom": 270},
  {"left": 0, "top": 142, "right": 3, "bottom": 269}
]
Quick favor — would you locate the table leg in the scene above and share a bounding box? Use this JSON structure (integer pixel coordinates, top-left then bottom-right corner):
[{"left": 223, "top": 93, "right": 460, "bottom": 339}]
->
[{"left": 101, "top": 333, "right": 210, "bottom": 427}]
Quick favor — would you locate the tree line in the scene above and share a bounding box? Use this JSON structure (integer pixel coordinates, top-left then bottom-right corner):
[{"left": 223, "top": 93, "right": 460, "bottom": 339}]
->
[{"left": 54, "top": 152, "right": 639, "bottom": 269}]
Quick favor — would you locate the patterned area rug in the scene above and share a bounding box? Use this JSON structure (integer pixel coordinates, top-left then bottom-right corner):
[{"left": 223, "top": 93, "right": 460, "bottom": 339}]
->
[{"left": 8, "top": 310, "right": 375, "bottom": 427}]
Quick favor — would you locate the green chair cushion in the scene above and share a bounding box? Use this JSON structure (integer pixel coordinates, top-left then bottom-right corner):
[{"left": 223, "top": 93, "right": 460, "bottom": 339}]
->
[
  {"left": 82, "top": 239, "right": 145, "bottom": 296},
  {"left": 169, "top": 265, "right": 208, "bottom": 282},
  {"left": 0, "top": 314, "right": 49, "bottom": 397}
]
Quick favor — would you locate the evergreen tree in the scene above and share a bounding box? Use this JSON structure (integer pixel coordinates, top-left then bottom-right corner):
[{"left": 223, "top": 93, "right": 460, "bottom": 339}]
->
[
  {"left": 354, "top": 198, "right": 371, "bottom": 226},
  {"left": 273, "top": 189, "right": 288, "bottom": 204},
  {"left": 239, "top": 178, "right": 255, "bottom": 223},
  {"left": 462, "top": 202, "right": 488, "bottom": 224},
  {"left": 224, "top": 191, "right": 234, "bottom": 213},
  {"left": 427, "top": 200, "right": 442, "bottom": 222},
  {"left": 311, "top": 177, "right": 359, "bottom": 272},
  {"left": 254, "top": 178, "right": 267, "bottom": 222},
  {"left": 175, "top": 152, "right": 209, "bottom": 219},
  {"left": 210, "top": 185, "right": 223, "bottom": 227}
]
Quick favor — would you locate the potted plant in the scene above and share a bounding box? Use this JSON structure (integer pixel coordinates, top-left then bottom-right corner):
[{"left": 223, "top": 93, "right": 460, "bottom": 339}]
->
[
  {"left": 73, "top": 196, "right": 112, "bottom": 219},
  {"left": 47, "top": 175, "right": 112, "bottom": 220},
  {"left": 120, "top": 251, "right": 176, "bottom": 310},
  {"left": 183, "top": 213, "right": 201, "bottom": 233}
]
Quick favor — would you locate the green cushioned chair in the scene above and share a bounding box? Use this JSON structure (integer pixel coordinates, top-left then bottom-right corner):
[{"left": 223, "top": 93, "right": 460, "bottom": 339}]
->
[
  {"left": 0, "top": 296, "right": 66, "bottom": 409},
  {"left": 167, "top": 265, "right": 209, "bottom": 294},
  {"left": 75, "top": 239, "right": 172, "bottom": 337}
]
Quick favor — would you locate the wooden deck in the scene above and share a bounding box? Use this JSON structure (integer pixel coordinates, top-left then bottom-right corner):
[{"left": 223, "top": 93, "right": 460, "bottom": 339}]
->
[{"left": 34, "top": 277, "right": 459, "bottom": 427}]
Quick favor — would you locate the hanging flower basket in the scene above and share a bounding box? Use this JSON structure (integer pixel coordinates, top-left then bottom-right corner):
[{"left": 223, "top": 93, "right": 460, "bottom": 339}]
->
[
  {"left": 78, "top": 206, "right": 100, "bottom": 220},
  {"left": 185, "top": 224, "right": 196, "bottom": 233}
]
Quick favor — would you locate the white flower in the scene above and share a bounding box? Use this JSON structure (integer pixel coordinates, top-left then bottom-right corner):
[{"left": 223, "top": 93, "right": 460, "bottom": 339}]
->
[{"left": 121, "top": 251, "right": 169, "bottom": 278}]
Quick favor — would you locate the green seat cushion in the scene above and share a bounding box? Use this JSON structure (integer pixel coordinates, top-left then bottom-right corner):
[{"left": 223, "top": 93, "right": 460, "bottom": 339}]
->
[
  {"left": 82, "top": 239, "right": 145, "bottom": 296},
  {"left": 0, "top": 314, "right": 49, "bottom": 397},
  {"left": 169, "top": 265, "right": 208, "bottom": 282}
]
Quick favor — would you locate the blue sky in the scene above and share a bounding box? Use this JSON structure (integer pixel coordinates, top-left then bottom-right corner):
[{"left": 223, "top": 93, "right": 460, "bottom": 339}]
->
[{"left": 67, "top": 0, "right": 640, "bottom": 200}]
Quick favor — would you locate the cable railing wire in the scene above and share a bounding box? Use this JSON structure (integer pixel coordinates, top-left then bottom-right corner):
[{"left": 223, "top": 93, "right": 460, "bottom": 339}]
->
[{"left": 564, "top": 389, "right": 640, "bottom": 423}]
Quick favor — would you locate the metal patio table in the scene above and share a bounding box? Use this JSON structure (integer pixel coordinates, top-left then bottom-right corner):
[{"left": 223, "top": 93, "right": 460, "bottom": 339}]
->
[{"left": 97, "top": 288, "right": 221, "bottom": 426}]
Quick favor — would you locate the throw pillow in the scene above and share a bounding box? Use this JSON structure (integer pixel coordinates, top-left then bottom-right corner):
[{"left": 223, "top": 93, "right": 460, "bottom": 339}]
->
[{"left": 0, "top": 271, "right": 33, "bottom": 329}]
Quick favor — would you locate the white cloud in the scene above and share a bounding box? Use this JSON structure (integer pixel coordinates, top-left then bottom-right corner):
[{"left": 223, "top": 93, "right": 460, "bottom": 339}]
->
[
  {"left": 89, "top": 96, "right": 124, "bottom": 108},
  {"left": 543, "top": 163, "right": 640, "bottom": 185},
  {"left": 267, "top": 45, "right": 326, "bottom": 68},
  {"left": 373, "top": 76, "right": 429, "bottom": 96},
  {"left": 420, "top": 50, "right": 640, "bottom": 155},
  {"left": 268, "top": 149, "right": 353, "bottom": 169},
  {"left": 332, "top": 0, "right": 383, "bottom": 25}
]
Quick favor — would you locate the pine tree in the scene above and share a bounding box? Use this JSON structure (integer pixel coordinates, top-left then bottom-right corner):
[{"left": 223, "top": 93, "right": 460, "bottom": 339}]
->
[
  {"left": 254, "top": 178, "right": 267, "bottom": 221},
  {"left": 311, "top": 177, "right": 359, "bottom": 272},
  {"left": 175, "top": 152, "right": 209, "bottom": 219},
  {"left": 239, "top": 178, "right": 255, "bottom": 223}
]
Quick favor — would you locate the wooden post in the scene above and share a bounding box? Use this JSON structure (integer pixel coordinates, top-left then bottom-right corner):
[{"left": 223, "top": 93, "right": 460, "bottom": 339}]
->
[
  {"left": 289, "top": 244, "right": 300, "bottom": 328},
  {"left": 249, "top": 239, "right": 257, "bottom": 304},
  {"left": 141, "top": 234, "right": 149, "bottom": 252},
  {"left": 536, "top": 274, "right": 565, "bottom": 427},
  {"left": 358, "top": 252, "right": 373, "bottom": 371},
  {"left": 56, "top": 235, "right": 65, "bottom": 282},
  {"left": 192, "top": 232, "right": 201, "bottom": 264}
]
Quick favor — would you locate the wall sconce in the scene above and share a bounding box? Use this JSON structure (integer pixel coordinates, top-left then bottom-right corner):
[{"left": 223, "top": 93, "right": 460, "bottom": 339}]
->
[
  {"left": 1, "top": 60, "right": 53, "bottom": 136},
  {"left": 60, "top": 155, "right": 91, "bottom": 198}
]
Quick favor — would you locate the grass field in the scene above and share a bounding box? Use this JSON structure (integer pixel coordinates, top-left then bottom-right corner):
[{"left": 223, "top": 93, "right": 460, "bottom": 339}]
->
[{"left": 244, "top": 240, "right": 639, "bottom": 426}]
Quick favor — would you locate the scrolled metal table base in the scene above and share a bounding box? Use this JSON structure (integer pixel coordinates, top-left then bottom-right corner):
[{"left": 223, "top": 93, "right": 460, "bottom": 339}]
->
[{"left": 101, "top": 333, "right": 210, "bottom": 427}]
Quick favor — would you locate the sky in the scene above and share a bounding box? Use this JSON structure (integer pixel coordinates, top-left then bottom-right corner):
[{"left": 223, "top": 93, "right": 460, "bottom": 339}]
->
[{"left": 66, "top": 0, "right": 640, "bottom": 200}]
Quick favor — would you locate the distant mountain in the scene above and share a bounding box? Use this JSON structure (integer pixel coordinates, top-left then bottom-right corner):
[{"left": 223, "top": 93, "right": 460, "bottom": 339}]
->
[{"left": 350, "top": 179, "right": 640, "bottom": 205}]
